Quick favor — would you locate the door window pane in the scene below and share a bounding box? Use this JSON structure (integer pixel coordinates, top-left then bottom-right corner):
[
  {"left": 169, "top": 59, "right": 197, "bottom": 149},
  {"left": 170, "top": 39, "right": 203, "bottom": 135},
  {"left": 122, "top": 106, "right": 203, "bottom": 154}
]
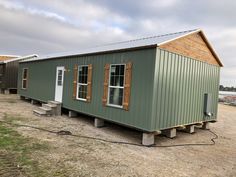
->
[
  {"left": 57, "top": 80, "right": 62, "bottom": 86},
  {"left": 57, "top": 70, "right": 63, "bottom": 86}
]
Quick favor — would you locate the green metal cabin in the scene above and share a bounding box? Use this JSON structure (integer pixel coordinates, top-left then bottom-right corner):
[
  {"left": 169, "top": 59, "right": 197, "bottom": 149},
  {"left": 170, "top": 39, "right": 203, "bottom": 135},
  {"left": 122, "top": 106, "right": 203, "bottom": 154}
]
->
[{"left": 18, "top": 29, "right": 223, "bottom": 145}]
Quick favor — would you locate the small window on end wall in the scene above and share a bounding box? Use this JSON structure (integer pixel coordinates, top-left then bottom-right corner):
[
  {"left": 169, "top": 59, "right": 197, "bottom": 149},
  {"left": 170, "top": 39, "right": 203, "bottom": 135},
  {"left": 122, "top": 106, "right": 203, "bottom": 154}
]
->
[{"left": 22, "top": 68, "right": 28, "bottom": 89}]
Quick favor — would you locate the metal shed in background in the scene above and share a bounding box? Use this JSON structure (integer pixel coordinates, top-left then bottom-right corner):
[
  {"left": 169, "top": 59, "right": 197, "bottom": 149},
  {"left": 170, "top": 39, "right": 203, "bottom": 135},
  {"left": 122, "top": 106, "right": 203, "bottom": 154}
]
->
[
  {"left": 18, "top": 29, "right": 223, "bottom": 145},
  {"left": 0, "top": 54, "right": 38, "bottom": 94}
]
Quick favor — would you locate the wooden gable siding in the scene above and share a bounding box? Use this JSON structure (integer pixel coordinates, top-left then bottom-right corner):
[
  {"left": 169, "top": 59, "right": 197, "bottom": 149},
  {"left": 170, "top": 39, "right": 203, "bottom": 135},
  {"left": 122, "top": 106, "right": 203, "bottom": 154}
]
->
[
  {"left": 0, "top": 56, "right": 15, "bottom": 61},
  {"left": 159, "top": 32, "right": 220, "bottom": 66}
]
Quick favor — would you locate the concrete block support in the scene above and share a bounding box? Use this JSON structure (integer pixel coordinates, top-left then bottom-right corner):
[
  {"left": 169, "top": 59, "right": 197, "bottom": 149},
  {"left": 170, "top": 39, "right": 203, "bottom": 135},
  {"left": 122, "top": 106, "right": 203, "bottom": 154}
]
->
[
  {"left": 69, "top": 110, "right": 77, "bottom": 118},
  {"left": 31, "top": 100, "right": 37, "bottom": 105},
  {"left": 94, "top": 118, "right": 104, "bottom": 128},
  {"left": 185, "top": 125, "right": 195, "bottom": 134},
  {"left": 202, "top": 122, "right": 210, "bottom": 130},
  {"left": 48, "top": 101, "right": 62, "bottom": 116},
  {"left": 4, "top": 89, "right": 10, "bottom": 94},
  {"left": 142, "top": 133, "right": 155, "bottom": 146},
  {"left": 20, "top": 96, "right": 25, "bottom": 100},
  {"left": 162, "top": 128, "right": 176, "bottom": 138},
  {"left": 54, "top": 104, "right": 61, "bottom": 116}
]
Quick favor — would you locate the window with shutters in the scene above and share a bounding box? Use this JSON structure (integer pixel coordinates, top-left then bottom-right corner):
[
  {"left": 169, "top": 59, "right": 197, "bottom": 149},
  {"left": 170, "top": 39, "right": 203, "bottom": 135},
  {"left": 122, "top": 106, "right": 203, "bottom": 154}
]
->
[
  {"left": 76, "top": 65, "right": 88, "bottom": 100},
  {"left": 108, "top": 64, "right": 125, "bottom": 107},
  {"left": 22, "top": 68, "right": 28, "bottom": 89}
]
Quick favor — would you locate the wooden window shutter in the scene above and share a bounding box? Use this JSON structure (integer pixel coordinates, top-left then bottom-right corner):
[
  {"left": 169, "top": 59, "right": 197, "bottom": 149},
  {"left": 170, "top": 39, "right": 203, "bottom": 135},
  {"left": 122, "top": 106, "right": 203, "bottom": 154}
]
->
[
  {"left": 102, "top": 64, "right": 110, "bottom": 106},
  {"left": 72, "top": 64, "right": 78, "bottom": 99},
  {"left": 123, "top": 62, "right": 132, "bottom": 111},
  {"left": 86, "top": 64, "right": 93, "bottom": 102}
]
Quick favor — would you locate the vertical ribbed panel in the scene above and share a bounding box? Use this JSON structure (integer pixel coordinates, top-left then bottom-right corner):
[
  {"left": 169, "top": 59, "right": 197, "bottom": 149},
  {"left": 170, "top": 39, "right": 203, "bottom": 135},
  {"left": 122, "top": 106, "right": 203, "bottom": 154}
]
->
[
  {"left": 152, "top": 49, "right": 220, "bottom": 130},
  {"left": 18, "top": 48, "right": 157, "bottom": 131},
  {"left": 17, "top": 47, "right": 220, "bottom": 132},
  {"left": 1, "top": 61, "right": 19, "bottom": 89}
]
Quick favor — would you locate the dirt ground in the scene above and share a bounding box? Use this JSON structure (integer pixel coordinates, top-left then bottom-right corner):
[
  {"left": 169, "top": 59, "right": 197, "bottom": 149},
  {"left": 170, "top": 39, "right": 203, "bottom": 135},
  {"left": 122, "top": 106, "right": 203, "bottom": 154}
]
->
[{"left": 0, "top": 94, "right": 235, "bottom": 177}]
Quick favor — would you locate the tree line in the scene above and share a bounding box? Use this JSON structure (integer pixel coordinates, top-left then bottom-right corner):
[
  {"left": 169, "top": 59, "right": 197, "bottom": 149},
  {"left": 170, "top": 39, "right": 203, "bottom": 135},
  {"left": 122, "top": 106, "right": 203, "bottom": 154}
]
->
[{"left": 219, "top": 85, "right": 236, "bottom": 92}]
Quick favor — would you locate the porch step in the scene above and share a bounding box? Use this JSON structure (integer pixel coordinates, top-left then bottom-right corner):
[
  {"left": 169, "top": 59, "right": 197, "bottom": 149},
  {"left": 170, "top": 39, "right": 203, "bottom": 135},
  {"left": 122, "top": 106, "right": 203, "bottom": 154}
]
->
[
  {"left": 33, "top": 100, "right": 62, "bottom": 117},
  {"left": 42, "top": 103, "right": 57, "bottom": 109},
  {"left": 33, "top": 106, "right": 52, "bottom": 116},
  {"left": 48, "top": 101, "right": 61, "bottom": 105},
  {"left": 47, "top": 100, "right": 62, "bottom": 116},
  {"left": 33, "top": 101, "right": 61, "bottom": 116},
  {"left": 33, "top": 109, "right": 51, "bottom": 116},
  {"left": 42, "top": 103, "right": 57, "bottom": 115},
  {"left": 39, "top": 106, "right": 52, "bottom": 113}
]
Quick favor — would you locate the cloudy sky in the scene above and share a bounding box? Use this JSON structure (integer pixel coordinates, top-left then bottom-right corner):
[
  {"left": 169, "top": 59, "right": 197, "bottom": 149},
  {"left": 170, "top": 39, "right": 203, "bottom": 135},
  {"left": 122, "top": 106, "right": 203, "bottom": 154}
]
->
[{"left": 0, "top": 0, "right": 235, "bottom": 86}]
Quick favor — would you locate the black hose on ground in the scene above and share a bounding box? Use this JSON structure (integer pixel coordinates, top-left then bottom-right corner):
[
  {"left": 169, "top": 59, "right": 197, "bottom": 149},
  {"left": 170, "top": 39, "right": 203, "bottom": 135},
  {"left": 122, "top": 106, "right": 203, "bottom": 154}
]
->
[{"left": 0, "top": 120, "right": 218, "bottom": 148}]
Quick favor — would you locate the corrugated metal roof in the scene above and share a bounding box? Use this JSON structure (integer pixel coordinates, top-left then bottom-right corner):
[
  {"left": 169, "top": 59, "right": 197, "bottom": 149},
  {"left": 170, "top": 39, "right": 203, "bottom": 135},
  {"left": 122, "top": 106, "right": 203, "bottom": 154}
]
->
[{"left": 22, "top": 29, "right": 199, "bottom": 63}]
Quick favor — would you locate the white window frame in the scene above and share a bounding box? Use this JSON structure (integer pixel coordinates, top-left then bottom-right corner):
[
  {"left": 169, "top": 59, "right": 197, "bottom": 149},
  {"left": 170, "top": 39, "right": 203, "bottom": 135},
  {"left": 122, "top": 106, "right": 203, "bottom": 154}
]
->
[
  {"left": 22, "top": 68, "right": 28, "bottom": 89},
  {"left": 76, "top": 65, "right": 88, "bottom": 101},
  {"left": 107, "top": 64, "right": 126, "bottom": 108}
]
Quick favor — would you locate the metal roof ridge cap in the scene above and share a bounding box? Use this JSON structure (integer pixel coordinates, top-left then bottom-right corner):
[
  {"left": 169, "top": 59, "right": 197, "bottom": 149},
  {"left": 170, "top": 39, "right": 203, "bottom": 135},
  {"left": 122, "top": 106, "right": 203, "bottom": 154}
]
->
[
  {"left": 157, "top": 29, "right": 200, "bottom": 46},
  {"left": 100, "top": 29, "right": 198, "bottom": 46}
]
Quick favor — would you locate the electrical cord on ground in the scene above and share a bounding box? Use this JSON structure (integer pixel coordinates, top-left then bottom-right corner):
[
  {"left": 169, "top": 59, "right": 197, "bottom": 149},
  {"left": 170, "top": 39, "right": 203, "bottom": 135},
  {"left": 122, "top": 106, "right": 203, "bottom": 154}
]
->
[{"left": 0, "top": 120, "right": 218, "bottom": 148}]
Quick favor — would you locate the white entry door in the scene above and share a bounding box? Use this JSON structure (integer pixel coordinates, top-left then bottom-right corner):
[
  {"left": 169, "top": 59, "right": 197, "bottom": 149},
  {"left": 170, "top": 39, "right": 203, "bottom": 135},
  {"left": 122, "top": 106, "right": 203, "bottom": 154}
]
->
[{"left": 54, "top": 66, "right": 65, "bottom": 102}]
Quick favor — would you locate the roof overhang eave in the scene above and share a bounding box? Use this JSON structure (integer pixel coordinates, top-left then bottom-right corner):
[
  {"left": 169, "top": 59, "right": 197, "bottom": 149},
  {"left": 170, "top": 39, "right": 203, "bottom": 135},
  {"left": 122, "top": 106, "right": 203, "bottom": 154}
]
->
[{"left": 20, "top": 45, "right": 157, "bottom": 63}]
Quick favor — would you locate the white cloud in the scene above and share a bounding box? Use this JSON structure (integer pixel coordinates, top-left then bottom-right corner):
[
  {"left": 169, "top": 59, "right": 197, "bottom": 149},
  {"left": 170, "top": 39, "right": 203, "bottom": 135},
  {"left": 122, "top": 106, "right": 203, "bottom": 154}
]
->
[
  {"left": 0, "top": 0, "right": 66, "bottom": 22},
  {"left": 157, "top": 0, "right": 178, "bottom": 7},
  {"left": 0, "top": 0, "right": 235, "bottom": 86},
  {"left": 27, "top": 8, "right": 66, "bottom": 22}
]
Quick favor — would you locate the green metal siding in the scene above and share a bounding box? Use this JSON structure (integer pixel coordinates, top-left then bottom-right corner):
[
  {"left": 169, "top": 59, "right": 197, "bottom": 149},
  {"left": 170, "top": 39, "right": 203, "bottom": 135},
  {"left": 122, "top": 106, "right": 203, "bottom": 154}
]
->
[
  {"left": 18, "top": 48, "right": 157, "bottom": 131},
  {"left": 18, "top": 62, "right": 56, "bottom": 101},
  {"left": 0, "top": 61, "right": 19, "bottom": 90},
  {"left": 151, "top": 48, "right": 220, "bottom": 131},
  {"left": 18, "top": 47, "right": 221, "bottom": 132}
]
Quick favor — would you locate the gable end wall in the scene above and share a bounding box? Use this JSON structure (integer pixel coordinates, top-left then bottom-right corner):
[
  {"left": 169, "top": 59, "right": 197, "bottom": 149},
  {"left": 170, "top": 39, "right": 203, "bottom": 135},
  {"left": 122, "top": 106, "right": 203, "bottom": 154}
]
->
[{"left": 159, "top": 32, "right": 220, "bottom": 66}]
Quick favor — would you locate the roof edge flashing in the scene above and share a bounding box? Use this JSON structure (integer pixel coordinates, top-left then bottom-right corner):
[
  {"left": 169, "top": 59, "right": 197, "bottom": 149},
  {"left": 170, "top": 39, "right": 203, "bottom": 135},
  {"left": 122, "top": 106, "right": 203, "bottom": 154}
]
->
[
  {"left": 157, "top": 29, "right": 201, "bottom": 46},
  {"left": 20, "top": 45, "right": 157, "bottom": 63},
  {"left": 6, "top": 54, "right": 38, "bottom": 63}
]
